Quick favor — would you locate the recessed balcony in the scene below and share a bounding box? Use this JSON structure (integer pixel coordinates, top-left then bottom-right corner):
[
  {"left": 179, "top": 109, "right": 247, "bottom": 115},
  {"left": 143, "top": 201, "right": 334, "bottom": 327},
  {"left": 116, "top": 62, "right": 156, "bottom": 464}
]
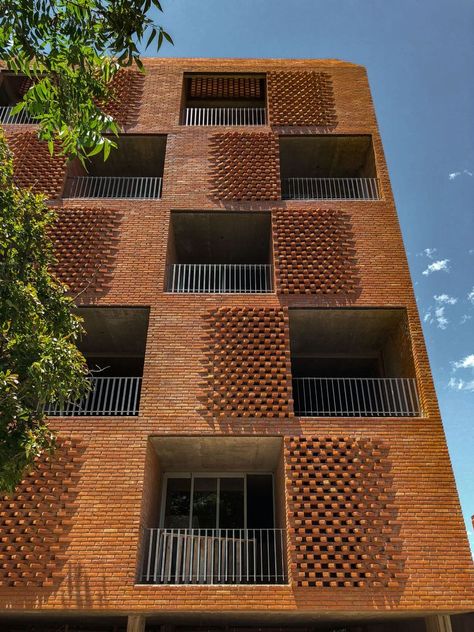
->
[
  {"left": 46, "top": 307, "right": 149, "bottom": 416},
  {"left": 182, "top": 74, "right": 267, "bottom": 126},
  {"left": 140, "top": 437, "right": 287, "bottom": 585},
  {"left": 63, "top": 135, "right": 166, "bottom": 199},
  {"left": 0, "top": 72, "right": 35, "bottom": 125},
  {"left": 290, "top": 309, "right": 421, "bottom": 417},
  {"left": 166, "top": 212, "right": 273, "bottom": 293},
  {"left": 280, "top": 135, "right": 381, "bottom": 201}
]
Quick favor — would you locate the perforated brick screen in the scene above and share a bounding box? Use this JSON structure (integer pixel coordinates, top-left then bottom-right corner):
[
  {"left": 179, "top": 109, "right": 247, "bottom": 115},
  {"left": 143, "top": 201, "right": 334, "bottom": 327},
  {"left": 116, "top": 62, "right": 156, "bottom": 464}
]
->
[
  {"left": 273, "top": 209, "right": 359, "bottom": 294},
  {"left": 189, "top": 76, "right": 263, "bottom": 99},
  {"left": 7, "top": 131, "right": 67, "bottom": 199},
  {"left": 50, "top": 207, "right": 122, "bottom": 296},
  {"left": 210, "top": 131, "right": 281, "bottom": 201},
  {"left": 0, "top": 438, "right": 84, "bottom": 588},
  {"left": 285, "top": 436, "right": 404, "bottom": 588},
  {"left": 100, "top": 69, "right": 145, "bottom": 128},
  {"left": 204, "top": 307, "right": 293, "bottom": 418},
  {"left": 268, "top": 71, "right": 337, "bottom": 127}
]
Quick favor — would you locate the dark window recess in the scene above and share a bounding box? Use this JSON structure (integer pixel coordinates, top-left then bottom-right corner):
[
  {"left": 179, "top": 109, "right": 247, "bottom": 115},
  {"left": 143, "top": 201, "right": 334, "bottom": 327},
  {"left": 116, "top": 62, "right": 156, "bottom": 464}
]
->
[
  {"left": 63, "top": 135, "right": 166, "bottom": 199},
  {"left": 166, "top": 212, "right": 273, "bottom": 293},
  {"left": 45, "top": 307, "right": 149, "bottom": 416},
  {"left": 182, "top": 74, "right": 266, "bottom": 125},
  {"left": 280, "top": 135, "right": 380, "bottom": 200},
  {"left": 290, "top": 309, "right": 420, "bottom": 417}
]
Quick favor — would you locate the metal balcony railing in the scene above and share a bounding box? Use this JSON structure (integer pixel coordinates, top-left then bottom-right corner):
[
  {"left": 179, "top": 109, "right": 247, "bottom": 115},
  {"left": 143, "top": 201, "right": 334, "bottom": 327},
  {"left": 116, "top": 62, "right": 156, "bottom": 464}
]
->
[
  {"left": 167, "top": 264, "right": 273, "bottom": 293},
  {"left": 0, "top": 105, "right": 35, "bottom": 125},
  {"left": 293, "top": 377, "right": 420, "bottom": 417},
  {"left": 64, "top": 176, "right": 162, "bottom": 199},
  {"left": 141, "top": 528, "right": 287, "bottom": 585},
  {"left": 281, "top": 177, "right": 381, "bottom": 200},
  {"left": 45, "top": 376, "right": 142, "bottom": 416},
  {"left": 182, "top": 107, "right": 266, "bottom": 126}
]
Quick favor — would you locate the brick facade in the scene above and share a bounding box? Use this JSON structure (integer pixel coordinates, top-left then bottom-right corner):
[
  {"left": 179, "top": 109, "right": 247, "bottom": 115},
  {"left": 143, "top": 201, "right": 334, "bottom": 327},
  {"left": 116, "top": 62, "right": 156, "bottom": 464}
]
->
[
  {"left": 6, "top": 130, "right": 67, "bottom": 198},
  {"left": 0, "top": 58, "right": 472, "bottom": 629},
  {"left": 273, "top": 208, "right": 359, "bottom": 294}
]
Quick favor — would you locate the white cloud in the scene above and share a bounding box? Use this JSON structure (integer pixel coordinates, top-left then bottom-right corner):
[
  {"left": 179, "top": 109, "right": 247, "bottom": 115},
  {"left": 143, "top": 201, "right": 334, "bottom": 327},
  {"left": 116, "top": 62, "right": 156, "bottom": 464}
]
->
[
  {"left": 452, "top": 354, "right": 474, "bottom": 371},
  {"left": 468, "top": 287, "right": 474, "bottom": 305},
  {"left": 417, "top": 247, "right": 437, "bottom": 258},
  {"left": 434, "top": 294, "right": 457, "bottom": 305},
  {"left": 449, "top": 169, "right": 473, "bottom": 180},
  {"left": 422, "top": 259, "right": 450, "bottom": 276},
  {"left": 424, "top": 295, "right": 458, "bottom": 329},
  {"left": 449, "top": 354, "right": 474, "bottom": 391},
  {"left": 460, "top": 314, "right": 472, "bottom": 324},
  {"left": 448, "top": 377, "right": 474, "bottom": 392}
]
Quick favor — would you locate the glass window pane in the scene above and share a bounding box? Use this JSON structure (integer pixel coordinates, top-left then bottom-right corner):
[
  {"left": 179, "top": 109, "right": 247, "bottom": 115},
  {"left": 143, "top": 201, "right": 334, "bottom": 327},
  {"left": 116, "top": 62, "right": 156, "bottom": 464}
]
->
[
  {"left": 192, "top": 477, "right": 217, "bottom": 529},
  {"left": 163, "top": 477, "right": 191, "bottom": 528},
  {"left": 219, "top": 477, "right": 244, "bottom": 529}
]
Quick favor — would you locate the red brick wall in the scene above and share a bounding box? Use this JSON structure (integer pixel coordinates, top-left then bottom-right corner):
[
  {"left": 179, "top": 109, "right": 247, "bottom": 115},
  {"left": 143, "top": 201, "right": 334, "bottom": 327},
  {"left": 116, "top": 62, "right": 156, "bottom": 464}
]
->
[
  {"left": 267, "top": 71, "right": 337, "bottom": 127},
  {"left": 6, "top": 130, "right": 67, "bottom": 198},
  {"left": 285, "top": 436, "right": 404, "bottom": 589},
  {"left": 0, "top": 58, "right": 472, "bottom": 620},
  {"left": 101, "top": 69, "right": 145, "bottom": 128},
  {"left": 209, "top": 131, "right": 281, "bottom": 201},
  {"left": 273, "top": 208, "right": 359, "bottom": 295},
  {"left": 203, "top": 307, "right": 293, "bottom": 418},
  {"left": 50, "top": 207, "right": 123, "bottom": 298}
]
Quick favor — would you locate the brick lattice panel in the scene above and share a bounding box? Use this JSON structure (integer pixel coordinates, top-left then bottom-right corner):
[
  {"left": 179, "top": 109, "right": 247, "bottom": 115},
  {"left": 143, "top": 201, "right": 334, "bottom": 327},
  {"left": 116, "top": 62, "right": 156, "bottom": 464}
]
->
[
  {"left": 285, "top": 436, "right": 404, "bottom": 589},
  {"left": 0, "top": 438, "right": 84, "bottom": 588},
  {"left": 204, "top": 308, "right": 293, "bottom": 418},
  {"left": 267, "top": 71, "right": 337, "bottom": 127},
  {"left": 209, "top": 131, "right": 281, "bottom": 201},
  {"left": 49, "top": 207, "right": 122, "bottom": 296},
  {"left": 7, "top": 131, "right": 67, "bottom": 199},
  {"left": 100, "top": 69, "right": 145, "bottom": 127},
  {"left": 190, "top": 76, "right": 263, "bottom": 99},
  {"left": 273, "top": 209, "right": 359, "bottom": 294}
]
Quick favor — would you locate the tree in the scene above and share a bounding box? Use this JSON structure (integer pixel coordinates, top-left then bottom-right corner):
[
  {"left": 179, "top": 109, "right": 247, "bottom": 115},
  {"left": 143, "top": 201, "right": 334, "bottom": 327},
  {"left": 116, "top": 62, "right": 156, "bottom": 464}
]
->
[
  {"left": 0, "top": 130, "right": 90, "bottom": 491},
  {"left": 0, "top": 2, "right": 172, "bottom": 490},
  {"left": 0, "top": 0, "right": 172, "bottom": 161}
]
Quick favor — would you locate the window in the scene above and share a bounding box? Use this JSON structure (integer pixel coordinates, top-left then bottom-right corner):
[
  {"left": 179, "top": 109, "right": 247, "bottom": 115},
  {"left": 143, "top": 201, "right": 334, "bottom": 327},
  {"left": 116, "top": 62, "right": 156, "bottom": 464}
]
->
[{"left": 161, "top": 474, "right": 273, "bottom": 530}]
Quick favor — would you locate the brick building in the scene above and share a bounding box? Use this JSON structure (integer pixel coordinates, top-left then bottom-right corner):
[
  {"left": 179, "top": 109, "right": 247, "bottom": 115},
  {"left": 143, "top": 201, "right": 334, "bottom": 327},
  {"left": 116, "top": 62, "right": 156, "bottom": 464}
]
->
[{"left": 0, "top": 58, "right": 473, "bottom": 632}]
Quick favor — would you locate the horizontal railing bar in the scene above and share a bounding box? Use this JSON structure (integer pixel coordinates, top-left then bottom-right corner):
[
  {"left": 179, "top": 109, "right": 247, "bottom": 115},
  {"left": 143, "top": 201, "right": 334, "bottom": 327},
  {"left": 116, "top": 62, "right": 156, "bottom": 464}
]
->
[
  {"left": 0, "top": 105, "right": 36, "bottom": 125},
  {"left": 281, "top": 177, "right": 381, "bottom": 200},
  {"left": 292, "top": 377, "right": 420, "bottom": 417},
  {"left": 167, "top": 264, "right": 273, "bottom": 293},
  {"left": 64, "top": 176, "right": 163, "bottom": 199},
  {"left": 141, "top": 528, "right": 287, "bottom": 585},
  {"left": 45, "top": 376, "right": 142, "bottom": 416},
  {"left": 182, "top": 107, "right": 266, "bottom": 126}
]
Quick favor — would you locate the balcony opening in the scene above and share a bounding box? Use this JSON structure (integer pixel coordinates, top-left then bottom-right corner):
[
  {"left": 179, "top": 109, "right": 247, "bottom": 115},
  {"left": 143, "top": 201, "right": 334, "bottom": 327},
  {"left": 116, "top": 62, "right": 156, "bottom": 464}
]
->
[
  {"left": 280, "top": 135, "right": 380, "bottom": 200},
  {"left": 46, "top": 307, "right": 149, "bottom": 416},
  {"left": 182, "top": 74, "right": 266, "bottom": 126},
  {"left": 166, "top": 212, "right": 273, "bottom": 293},
  {"left": 0, "top": 72, "right": 35, "bottom": 124},
  {"left": 140, "top": 436, "right": 287, "bottom": 585},
  {"left": 289, "top": 309, "right": 420, "bottom": 417},
  {"left": 63, "top": 135, "right": 166, "bottom": 199}
]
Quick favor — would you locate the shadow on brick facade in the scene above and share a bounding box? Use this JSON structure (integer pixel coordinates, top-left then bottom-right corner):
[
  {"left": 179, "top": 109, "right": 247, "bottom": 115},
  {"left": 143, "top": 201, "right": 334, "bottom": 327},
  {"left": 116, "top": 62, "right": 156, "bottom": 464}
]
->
[
  {"left": 199, "top": 307, "right": 295, "bottom": 425},
  {"left": 50, "top": 207, "right": 123, "bottom": 303},
  {"left": 286, "top": 436, "right": 407, "bottom": 606},
  {"left": 0, "top": 436, "right": 85, "bottom": 601}
]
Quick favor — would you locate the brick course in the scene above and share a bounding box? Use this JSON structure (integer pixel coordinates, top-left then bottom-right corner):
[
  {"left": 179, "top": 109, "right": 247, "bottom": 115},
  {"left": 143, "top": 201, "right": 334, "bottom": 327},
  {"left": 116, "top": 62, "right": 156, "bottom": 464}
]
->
[{"left": 0, "top": 58, "right": 472, "bottom": 623}]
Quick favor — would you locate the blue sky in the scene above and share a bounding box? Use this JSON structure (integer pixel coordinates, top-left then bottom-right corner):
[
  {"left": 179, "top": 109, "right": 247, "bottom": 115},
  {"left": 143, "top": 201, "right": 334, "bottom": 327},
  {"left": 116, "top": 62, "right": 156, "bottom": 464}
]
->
[{"left": 146, "top": 0, "right": 474, "bottom": 551}]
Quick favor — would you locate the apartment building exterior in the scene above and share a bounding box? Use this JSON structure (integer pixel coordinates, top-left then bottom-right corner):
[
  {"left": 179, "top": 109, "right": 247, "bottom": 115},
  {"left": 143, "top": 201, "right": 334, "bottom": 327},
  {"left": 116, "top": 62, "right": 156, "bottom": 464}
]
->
[{"left": 0, "top": 58, "right": 472, "bottom": 632}]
